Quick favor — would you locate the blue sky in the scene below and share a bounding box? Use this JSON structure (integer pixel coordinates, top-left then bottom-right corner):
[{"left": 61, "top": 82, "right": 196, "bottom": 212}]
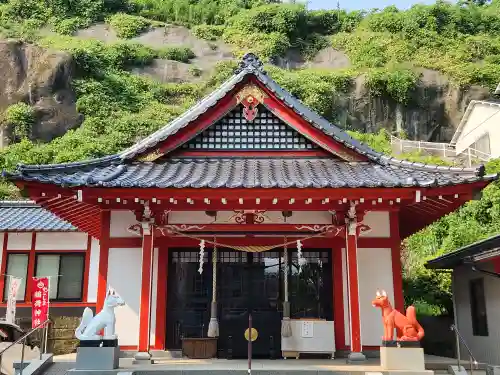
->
[{"left": 307, "top": 0, "right": 437, "bottom": 11}]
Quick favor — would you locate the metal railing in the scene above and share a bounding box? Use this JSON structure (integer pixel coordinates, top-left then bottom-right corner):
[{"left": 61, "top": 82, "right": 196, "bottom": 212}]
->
[
  {"left": 451, "top": 324, "right": 478, "bottom": 375},
  {"left": 0, "top": 319, "right": 50, "bottom": 375},
  {"left": 390, "top": 135, "right": 491, "bottom": 167}
]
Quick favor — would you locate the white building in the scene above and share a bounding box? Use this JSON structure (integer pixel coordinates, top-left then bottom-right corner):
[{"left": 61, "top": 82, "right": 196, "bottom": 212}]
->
[
  {"left": 451, "top": 99, "right": 500, "bottom": 160},
  {"left": 426, "top": 234, "right": 500, "bottom": 365}
]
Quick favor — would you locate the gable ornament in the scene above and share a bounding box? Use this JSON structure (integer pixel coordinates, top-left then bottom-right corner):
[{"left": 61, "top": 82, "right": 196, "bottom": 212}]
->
[{"left": 235, "top": 84, "right": 267, "bottom": 122}]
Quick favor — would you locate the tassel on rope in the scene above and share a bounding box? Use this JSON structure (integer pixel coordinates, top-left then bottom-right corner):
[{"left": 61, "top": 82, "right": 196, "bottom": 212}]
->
[
  {"left": 281, "top": 238, "right": 292, "bottom": 338},
  {"left": 207, "top": 241, "right": 219, "bottom": 338},
  {"left": 198, "top": 240, "right": 205, "bottom": 274}
]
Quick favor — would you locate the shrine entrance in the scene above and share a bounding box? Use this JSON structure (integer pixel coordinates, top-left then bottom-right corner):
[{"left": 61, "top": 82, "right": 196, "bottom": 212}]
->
[{"left": 165, "top": 248, "right": 333, "bottom": 359}]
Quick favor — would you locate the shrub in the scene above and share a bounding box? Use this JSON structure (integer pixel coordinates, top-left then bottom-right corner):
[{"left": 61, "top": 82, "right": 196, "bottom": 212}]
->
[
  {"left": 157, "top": 46, "right": 195, "bottom": 63},
  {"left": 189, "top": 66, "right": 203, "bottom": 77},
  {"left": 38, "top": 36, "right": 158, "bottom": 73},
  {"left": 107, "top": 13, "right": 151, "bottom": 38},
  {"left": 365, "top": 67, "right": 419, "bottom": 104},
  {"left": 223, "top": 29, "right": 290, "bottom": 60},
  {"left": 51, "top": 17, "right": 87, "bottom": 35},
  {"left": 192, "top": 24, "right": 224, "bottom": 41},
  {"left": 4, "top": 102, "right": 35, "bottom": 139}
]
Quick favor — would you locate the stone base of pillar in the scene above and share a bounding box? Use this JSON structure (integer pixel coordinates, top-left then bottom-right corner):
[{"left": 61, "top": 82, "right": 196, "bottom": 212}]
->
[
  {"left": 347, "top": 351, "right": 367, "bottom": 363},
  {"left": 133, "top": 351, "right": 153, "bottom": 364}
]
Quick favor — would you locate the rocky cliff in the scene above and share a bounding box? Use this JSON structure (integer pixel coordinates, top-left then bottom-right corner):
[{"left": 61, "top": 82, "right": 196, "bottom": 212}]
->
[
  {"left": 335, "top": 70, "right": 490, "bottom": 141},
  {"left": 0, "top": 30, "right": 492, "bottom": 147},
  {"left": 0, "top": 40, "right": 82, "bottom": 145}
]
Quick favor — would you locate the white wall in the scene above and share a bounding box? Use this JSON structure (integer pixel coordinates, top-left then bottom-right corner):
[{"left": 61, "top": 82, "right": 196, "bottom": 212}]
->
[
  {"left": 6, "top": 233, "right": 32, "bottom": 250},
  {"left": 110, "top": 210, "right": 139, "bottom": 238},
  {"left": 358, "top": 247, "right": 394, "bottom": 346},
  {"left": 453, "top": 263, "right": 500, "bottom": 365},
  {"left": 107, "top": 247, "right": 159, "bottom": 347},
  {"left": 456, "top": 103, "right": 500, "bottom": 156},
  {"left": 342, "top": 246, "right": 394, "bottom": 347},
  {"left": 87, "top": 238, "right": 100, "bottom": 303},
  {"left": 35, "top": 232, "right": 88, "bottom": 250},
  {"left": 108, "top": 248, "right": 142, "bottom": 346},
  {"left": 360, "top": 211, "right": 390, "bottom": 238}
]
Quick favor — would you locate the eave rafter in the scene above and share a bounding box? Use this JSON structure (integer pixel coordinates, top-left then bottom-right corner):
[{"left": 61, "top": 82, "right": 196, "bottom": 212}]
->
[{"left": 28, "top": 189, "right": 102, "bottom": 239}]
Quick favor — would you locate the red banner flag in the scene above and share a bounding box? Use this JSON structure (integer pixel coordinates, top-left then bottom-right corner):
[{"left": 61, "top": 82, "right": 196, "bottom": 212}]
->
[{"left": 31, "top": 277, "right": 49, "bottom": 328}]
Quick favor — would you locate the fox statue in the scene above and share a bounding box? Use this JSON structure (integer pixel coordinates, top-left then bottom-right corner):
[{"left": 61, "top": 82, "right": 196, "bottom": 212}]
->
[
  {"left": 372, "top": 289, "right": 424, "bottom": 342},
  {"left": 75, "top": 288, "right": 125, "bottom": 341}
]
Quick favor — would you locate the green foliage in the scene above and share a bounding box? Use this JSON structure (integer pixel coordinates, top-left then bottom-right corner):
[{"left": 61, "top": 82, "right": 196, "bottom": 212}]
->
[
  {"left": 39, "top": 36, "right": 157, "bottom": 74},
  {"left": 330, "top": 2, "right": 500, "bottom": 88},
  {"left": 51, "top": 17, "right": 87, "bottom": 35},
  {"left": 222, "top": 29, "right": 290, "bottom": 60},
  {"left": 107, "top": 13, "right": 151, "bottom": 38},
  {"left": 129, "top": 0, "right": 265, "bottom": 25},
  {"left": 3, "top": 102, "right": 35, "bottom": 140},
  {"left": 189, "top": 66, "right": 203, "bottom": 77},
  {"left": 365, "top": 68, "right": 419, "bottom": 104},
  {"left": 157, "top": 46, "right": 195, "bottom": 63},
  {"left": 192, "top": 24, "right": 225, "bottom": 41},
  {"left": 403, "top": 158, "right": 500, "bottom": 315},
  {"left": 348, "top": 128, "right": 392, "bottom": 154}
]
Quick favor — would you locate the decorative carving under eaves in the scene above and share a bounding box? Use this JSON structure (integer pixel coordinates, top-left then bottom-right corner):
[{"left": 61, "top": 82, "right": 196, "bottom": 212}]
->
[
  {"left": 295, "top": 224, "right": 345, "bottom": 237},
  {"left": 232, "top": 210, "right": 267, "bottom": 224},
  {"left": 344, "top": 201, "right": 371, "bottom": 236},
  {"left": 157, "top": 224, "right": 206, "bottom": 237},
  {"left": 235, "top": 84, "right": 268, "bottom": 122}
]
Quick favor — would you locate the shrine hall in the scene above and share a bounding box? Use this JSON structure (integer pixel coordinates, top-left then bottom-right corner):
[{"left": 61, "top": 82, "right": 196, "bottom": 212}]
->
[{"left": 2, "top": 54, "right": 497, "bottom": 362}]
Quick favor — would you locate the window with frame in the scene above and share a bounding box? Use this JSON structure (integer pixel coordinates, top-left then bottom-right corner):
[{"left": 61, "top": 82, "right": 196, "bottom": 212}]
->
[
  {"left": 469, "top": 277, "right": 488, "bottom": 336},
  {"left": 3, "top": 253, "right": 85, "bottom": 302},
  {"left": 35, "top": 254, "right": 85, "bottom": 301},
  {"left": 3, "top": 254, "right": 29, "bottom": 301}
]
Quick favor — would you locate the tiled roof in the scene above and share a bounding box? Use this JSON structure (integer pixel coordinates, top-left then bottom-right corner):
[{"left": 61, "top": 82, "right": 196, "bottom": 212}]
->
[
  {"left": 119, "top": 53, "right": 382, "bottom": 161},
  {"left": 6, "top": 158, "right": 495, "bottom": 189},
  {"left": 0, "top": 201, "right": 77, "bottom": 232},
  {"left": 426, "top": 233, "right": 500, "bottom": 269}
]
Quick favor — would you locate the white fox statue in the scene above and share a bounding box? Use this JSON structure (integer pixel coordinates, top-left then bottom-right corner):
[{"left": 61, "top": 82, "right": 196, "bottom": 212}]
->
[{"left": 75, "top": 288, "right": 125, "bottom": 341}]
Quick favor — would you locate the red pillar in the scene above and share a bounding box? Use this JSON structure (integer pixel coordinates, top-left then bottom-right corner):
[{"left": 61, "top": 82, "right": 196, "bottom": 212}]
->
[
  {"left": 345, "top": 207, "right": 366, "bottom": 363},
  {"left": 97, "top": 210, "right": 110, "bottom": 312},
  {"left": 137, "top": 225, "right": 154, "bottom": 360}
]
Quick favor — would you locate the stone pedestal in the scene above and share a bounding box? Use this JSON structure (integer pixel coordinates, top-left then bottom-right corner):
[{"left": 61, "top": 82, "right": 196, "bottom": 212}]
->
[
  {"left": 380, "top": 346, "right": 425, "bottom": 371},
  {"left": 75, "top": 346, "right": 120, "bottom": 370}
]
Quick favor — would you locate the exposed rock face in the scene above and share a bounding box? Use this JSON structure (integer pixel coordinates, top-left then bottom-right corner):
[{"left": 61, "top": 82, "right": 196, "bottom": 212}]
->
[
  {"left": 0, "top": 35, "right": 491, "bottom": 147},
  {"left": 0, "top": 40, "right": 82, "bottom": 146},
  {"left": 76, "top": 23, "right": 234, "bottom": 82},
  {"left": 334, "top": 70, "right": 490, "bottom": 141},
  {"left": 275, "top": 48, "right": 489, "bottom": 141}
]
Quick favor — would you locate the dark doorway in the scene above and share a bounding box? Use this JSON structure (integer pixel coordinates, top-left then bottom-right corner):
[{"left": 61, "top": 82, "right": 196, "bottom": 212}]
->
[{"left": 166, "top": 248, "right": 333, "bottom": 358}]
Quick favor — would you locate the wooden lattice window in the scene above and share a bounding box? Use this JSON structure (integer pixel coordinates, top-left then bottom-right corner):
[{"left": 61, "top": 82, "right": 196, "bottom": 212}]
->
[{"left": 182, "top": 105, "right": 318, "bottom": 150}]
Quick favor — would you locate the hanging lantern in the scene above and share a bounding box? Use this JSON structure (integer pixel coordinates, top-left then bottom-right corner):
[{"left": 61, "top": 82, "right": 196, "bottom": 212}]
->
[
  {"left": 296, "top": 240, "right": 306, "bottom": 274},
  {"left": 199, "top": 240, "right": 205, "bottom": 274}
]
